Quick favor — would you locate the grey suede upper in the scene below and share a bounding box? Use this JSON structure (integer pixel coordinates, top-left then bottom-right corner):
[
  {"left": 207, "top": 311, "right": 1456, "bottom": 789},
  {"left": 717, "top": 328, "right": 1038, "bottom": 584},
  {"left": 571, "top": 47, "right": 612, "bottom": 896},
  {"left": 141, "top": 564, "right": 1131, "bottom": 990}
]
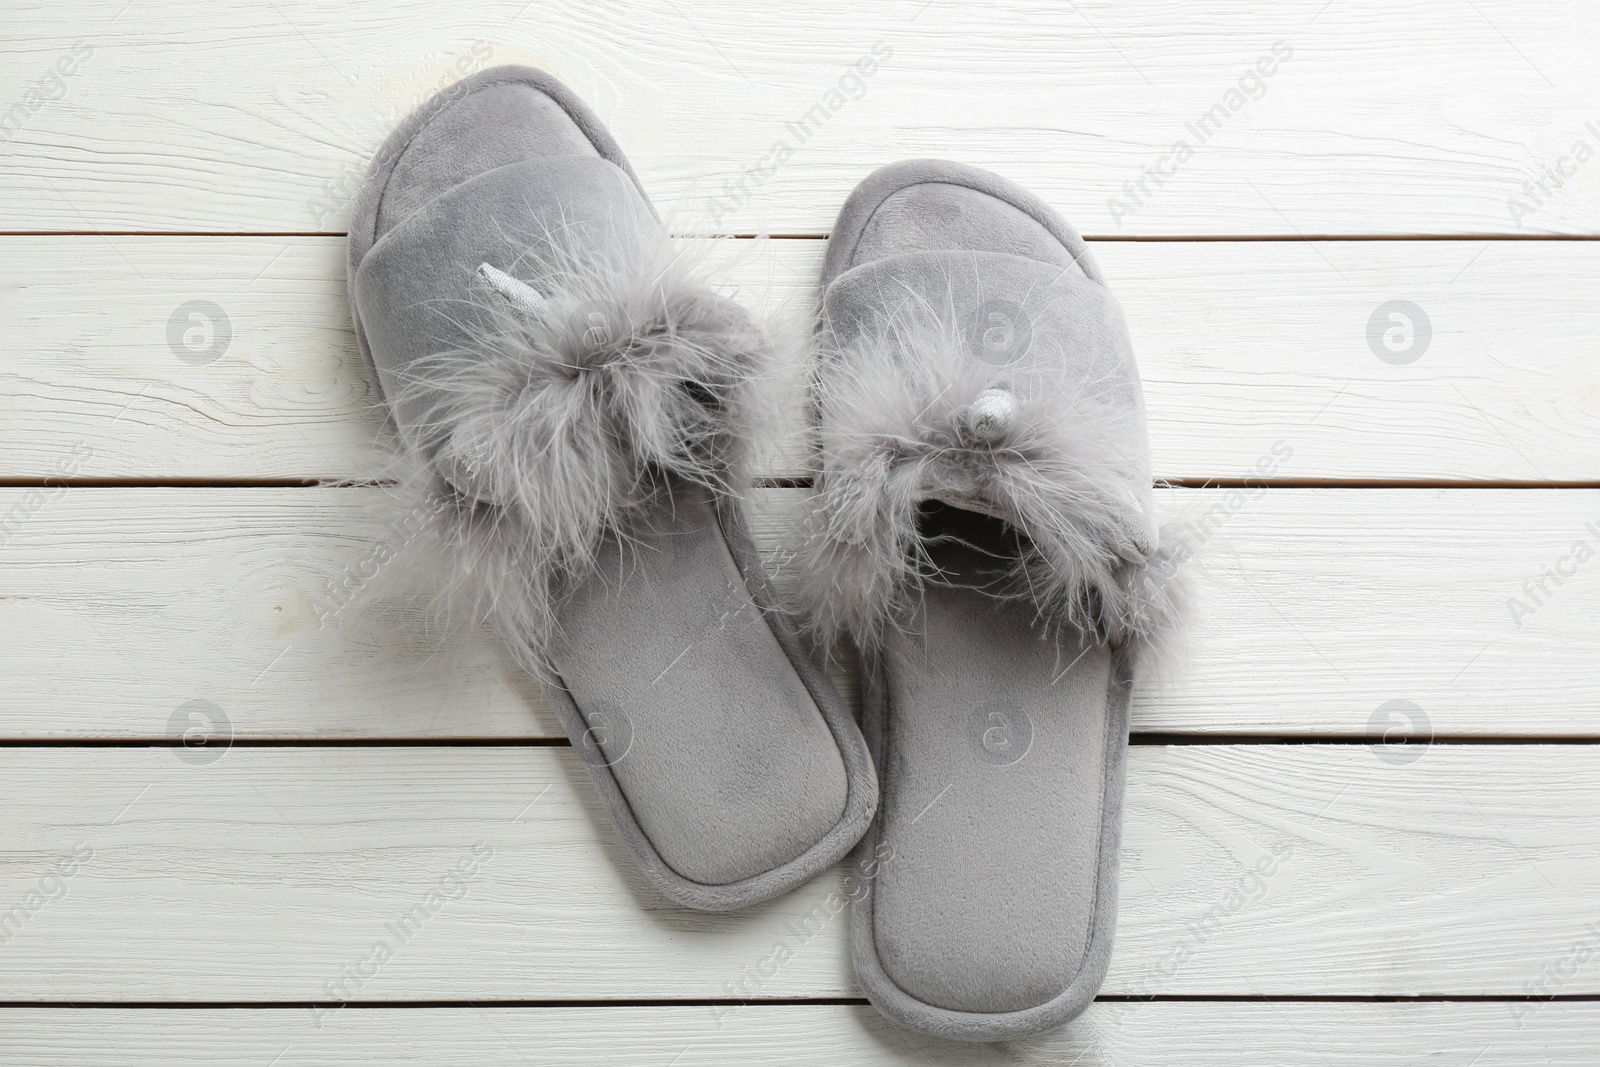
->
[
  {"left": 821, "top": 249, "right": 1156, "bottom": 558},
  {"left": 355, "top": 155, "right": 659, "bottom": 471},
  {"left": 373, "top": 81, "right": 607, "bottom": 233},
  {"left": 850, "top": 178, "right": 1078, "bottom": 266}
]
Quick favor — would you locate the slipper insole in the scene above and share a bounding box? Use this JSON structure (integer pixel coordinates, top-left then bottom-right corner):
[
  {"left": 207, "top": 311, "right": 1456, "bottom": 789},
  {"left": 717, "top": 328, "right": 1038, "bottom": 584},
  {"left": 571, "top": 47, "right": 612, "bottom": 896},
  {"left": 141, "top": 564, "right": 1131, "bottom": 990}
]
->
[
  {"left": 552, "top": 482, "right": 849, "bottom": 886},
  {"left": 870, "top": 505, "right": 1119, "bottom": 1013}
]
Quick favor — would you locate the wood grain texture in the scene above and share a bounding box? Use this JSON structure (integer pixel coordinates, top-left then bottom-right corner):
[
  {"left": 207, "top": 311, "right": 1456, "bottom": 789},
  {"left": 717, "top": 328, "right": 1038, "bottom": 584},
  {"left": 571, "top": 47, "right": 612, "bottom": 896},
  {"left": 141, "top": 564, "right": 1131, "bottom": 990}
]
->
[
  {"left": 3, "top": 1003, "right": 1599, "bottom": 1065},
  {"left": 4, "top": 236, "right": 1597, "bottom": 482},
  {"left": 2, "top": 0, "right": 1595, "bottom": 1044},
  {"left": 3, "top": 1, "right": 1598, "bottom": 235},
  {"left": 0, "top": 744, "right": 1594, "bottom": 1000},
  {"left": 1, "top": 487, "right": 1594, "bottom": 739}
]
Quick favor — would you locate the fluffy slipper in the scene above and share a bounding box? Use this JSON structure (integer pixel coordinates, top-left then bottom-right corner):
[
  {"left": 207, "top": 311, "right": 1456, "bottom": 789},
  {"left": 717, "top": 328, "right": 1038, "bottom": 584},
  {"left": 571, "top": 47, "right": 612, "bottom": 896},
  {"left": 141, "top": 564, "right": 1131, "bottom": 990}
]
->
[
  {"left": 348, "top": 66, "right": 876, "bottom": 912},
  {"left": 802, "top": 160, "right": 1183, "bottom": 1038}
]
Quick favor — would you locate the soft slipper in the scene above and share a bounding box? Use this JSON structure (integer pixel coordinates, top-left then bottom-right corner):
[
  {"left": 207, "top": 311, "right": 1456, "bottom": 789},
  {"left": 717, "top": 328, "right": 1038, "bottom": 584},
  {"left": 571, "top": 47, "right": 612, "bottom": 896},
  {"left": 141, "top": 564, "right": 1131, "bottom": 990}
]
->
[
  {"left": 348, "top": 66, "right": 876, "bottom": 912},
  {"left": 801, "top": 160, "right": 1183, "bottom": 1038}
]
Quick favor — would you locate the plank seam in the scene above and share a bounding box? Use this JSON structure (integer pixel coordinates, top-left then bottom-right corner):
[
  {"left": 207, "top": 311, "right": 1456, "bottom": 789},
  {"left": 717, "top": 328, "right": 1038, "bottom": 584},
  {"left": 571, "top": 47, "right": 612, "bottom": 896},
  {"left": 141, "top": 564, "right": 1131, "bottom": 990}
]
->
[
  {"left": 6, "top": 232, "right": 1600, "bottom": 241},
  {"left": 1, "top": 737, "right": 1597, "bottom": 747},
  {"left": 2, "top": 995, "right": 1596, "bottom": 1009},
  {"left": 3, "top": 479, "right": 1598, "bottom": 490}
]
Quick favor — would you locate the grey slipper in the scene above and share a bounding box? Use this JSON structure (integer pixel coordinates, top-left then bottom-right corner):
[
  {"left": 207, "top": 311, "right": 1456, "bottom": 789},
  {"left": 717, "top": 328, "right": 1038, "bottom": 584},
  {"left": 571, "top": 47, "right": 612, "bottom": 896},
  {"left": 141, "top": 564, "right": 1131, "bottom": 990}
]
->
[
  {"left": 800, "top": 160, "right": 1184, "bottom": 1038},
  {"left": 348, "top": 66, "right": 876, "bottom": 912}
]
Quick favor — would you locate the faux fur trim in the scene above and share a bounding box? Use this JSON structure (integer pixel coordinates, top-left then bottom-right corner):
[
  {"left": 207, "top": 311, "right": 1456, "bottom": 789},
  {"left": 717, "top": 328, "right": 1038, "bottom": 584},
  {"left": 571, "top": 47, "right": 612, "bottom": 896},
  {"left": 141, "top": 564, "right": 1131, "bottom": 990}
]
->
[
  {"left": 376, "top": 243, "right": 772, "bottom": 679},
  {"left": 799, "top": 300, "right": 1184, "bottom": 666}
]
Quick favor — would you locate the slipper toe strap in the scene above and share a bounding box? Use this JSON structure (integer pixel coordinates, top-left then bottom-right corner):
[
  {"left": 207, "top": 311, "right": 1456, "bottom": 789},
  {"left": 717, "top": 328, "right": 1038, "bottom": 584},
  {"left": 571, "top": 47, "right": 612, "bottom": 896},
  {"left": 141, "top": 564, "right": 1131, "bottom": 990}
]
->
[
  {"left": 804, "top": 251, "right": 1182, "bottom": 653},
  {"left": 353, "top": 155, "right": 769, "bottom": 674}
]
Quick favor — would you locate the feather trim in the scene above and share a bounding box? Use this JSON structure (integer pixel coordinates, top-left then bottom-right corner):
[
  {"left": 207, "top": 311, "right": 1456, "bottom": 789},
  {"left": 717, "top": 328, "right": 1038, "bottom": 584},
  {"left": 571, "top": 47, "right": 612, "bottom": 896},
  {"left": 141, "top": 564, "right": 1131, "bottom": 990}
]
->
[
  {"left": 372, "top": 243, "right": 772, "bottom": 679},
  {"left": 799, "top": 295, "right": 1184, "bottom": 666}
]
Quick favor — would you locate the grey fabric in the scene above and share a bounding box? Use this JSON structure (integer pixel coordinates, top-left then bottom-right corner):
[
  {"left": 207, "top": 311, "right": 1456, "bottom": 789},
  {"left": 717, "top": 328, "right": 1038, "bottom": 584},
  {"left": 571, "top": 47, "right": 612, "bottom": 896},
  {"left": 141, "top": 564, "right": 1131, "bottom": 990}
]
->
[
  {"left": 822, "top": 159, "right": 1095, "bottom": 282},
  {"left": 850, "top": 179, "right": 1077, "bottom": 267},
  {"left": 355, "top": 154, "right": 660, "bottom": 468},
  {"left": 374, "top": 82, "right": 604, "bottom": 234},
  {"left": 552, "top": 481, "right": 848, "bottom": 885},
  {"left": 850, "top": 526, "right": 1129, "bottom": 1040},
  {"left": 348, "top": 65, "right": 649, "bottom": 282},
  {"left": 349, "top": 66, "right": 876, "bottom": 912},
  {"left": 800, "top": 164, "right": 1182, "bottom": 660},
  {"left": 873, "top": 621, "right": 1121, "bottom": 1014},
  {"left": 811, "top": 160, "right": 1147, "bottom": 1039},
  {"left": 818, "top": 250, "right": 1156, "bottom": 560}
]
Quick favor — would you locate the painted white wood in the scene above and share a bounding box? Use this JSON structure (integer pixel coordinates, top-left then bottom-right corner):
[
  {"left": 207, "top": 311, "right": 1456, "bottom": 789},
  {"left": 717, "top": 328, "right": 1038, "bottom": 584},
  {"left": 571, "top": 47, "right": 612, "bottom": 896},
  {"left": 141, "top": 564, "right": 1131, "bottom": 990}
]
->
[
  {"left": 2, "top": 0, "right": 1592, "bottom": 1047},
  {"left": 0, "top": 744, "right": 1594, "bottom": 1000},
  {"left": 3, "top": 1, "right": 1598, "bottom": 235},
  {"left": 3, "top": 1003, "right": 1598, "bottom": 1065},
  {"left": 1, "top": 487, "right": 1594, "bottom": 739},
  {"left": 4, "top": 236, "right": 1597, "bottom": 483}
]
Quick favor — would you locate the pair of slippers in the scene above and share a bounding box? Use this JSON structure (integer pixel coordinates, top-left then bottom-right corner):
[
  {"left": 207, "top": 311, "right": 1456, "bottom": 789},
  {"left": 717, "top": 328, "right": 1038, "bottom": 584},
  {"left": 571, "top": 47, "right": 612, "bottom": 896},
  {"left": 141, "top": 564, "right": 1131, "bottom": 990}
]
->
[{"left": 348, "top": 66, "right": 1180, "bottom": 1043}]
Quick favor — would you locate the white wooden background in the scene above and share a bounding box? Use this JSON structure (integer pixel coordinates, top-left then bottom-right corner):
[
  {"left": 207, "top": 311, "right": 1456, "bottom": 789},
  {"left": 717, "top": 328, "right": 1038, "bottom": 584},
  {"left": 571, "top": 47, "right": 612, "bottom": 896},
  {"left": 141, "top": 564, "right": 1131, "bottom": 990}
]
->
[{"left": 2, "top": 0, "right": 1598, "bottom": 1062}]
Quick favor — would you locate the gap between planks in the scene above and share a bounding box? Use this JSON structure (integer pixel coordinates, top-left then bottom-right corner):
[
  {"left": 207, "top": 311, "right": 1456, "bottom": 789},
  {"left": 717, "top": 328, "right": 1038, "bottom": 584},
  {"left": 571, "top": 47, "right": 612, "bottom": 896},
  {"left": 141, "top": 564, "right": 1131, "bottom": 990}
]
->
[
  {"left": 3, "top": 994, "right": 1597, "bottom": 1009},
  {"left": 2, "top": 735, "right": 1600, "bottom": 746},
  {"left": 7, "top": 232, "right": 1600, "bottom": 241},
  {"left": 5, "top": 479, "right": 1600, "bottom": 490}
]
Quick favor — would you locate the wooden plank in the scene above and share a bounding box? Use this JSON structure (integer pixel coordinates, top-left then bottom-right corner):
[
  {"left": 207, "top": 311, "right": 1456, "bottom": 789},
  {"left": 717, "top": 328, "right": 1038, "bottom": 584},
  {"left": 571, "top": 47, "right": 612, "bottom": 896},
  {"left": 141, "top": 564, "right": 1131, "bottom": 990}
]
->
[
  {"left": 1, "top": 486, "right": 1594, "bottom": 739},
  {"left": 4, "top": 236, "right": 1597, "bottom": 483},
  {"left": 3, "top": 1, "right": 1598, "bottom": 235},
  {"left": 0, "top": 744, "right": 1595, "bottom": 1000},
  {"left": 3, "top": 1003, "right": 1599, "bottom": 1065}
]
